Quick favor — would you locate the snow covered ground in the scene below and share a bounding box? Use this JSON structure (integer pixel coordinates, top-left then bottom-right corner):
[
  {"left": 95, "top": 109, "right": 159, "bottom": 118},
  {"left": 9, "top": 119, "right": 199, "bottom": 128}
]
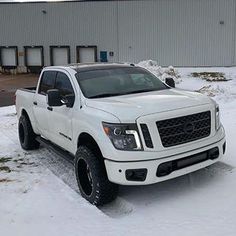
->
[{"left": 1, "top": 66, "right": 236, "bottom": 236}]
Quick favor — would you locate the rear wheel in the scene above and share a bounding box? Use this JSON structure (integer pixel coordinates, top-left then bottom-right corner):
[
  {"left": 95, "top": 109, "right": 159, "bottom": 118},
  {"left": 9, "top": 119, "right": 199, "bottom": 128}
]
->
[
  {"left": 18, "top": 115, "right": 40, "bottom": 150},
  {"left": 75, "top": 146, "right": 119, "bottom": 206}
]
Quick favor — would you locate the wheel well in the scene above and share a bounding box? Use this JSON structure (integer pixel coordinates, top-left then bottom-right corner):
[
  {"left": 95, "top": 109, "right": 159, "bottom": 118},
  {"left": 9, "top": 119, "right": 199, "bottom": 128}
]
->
[
  {"left": 78, "top": 133, "right": 103, "bottom": 159},
  {"left": 21, "top": 109, "right": 30, "bottom": 120}
]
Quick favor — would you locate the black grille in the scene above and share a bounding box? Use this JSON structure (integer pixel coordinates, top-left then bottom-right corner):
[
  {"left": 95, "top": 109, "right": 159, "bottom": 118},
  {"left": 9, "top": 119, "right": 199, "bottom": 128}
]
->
[
  {"left": 140, "top": 124, "right": 153, "bottom": 148},
  {"left": 156, "top": 111, "right": 211, "bottom": 147}
]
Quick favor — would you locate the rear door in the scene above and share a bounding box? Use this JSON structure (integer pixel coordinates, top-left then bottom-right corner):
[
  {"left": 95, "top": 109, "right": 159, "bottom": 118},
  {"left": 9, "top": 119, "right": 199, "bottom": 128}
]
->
[
  {"left": 48, "top": 70, "right": 75, "bottom": 151},
  {"left": 33, "top": 70, "right": 56, "bottom": 139}
]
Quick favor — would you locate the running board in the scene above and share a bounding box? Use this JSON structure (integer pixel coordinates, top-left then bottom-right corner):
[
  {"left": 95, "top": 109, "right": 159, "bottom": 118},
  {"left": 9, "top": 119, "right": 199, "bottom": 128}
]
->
[{"left": 36, "top": 136, "right": 75, "bottom": 165}]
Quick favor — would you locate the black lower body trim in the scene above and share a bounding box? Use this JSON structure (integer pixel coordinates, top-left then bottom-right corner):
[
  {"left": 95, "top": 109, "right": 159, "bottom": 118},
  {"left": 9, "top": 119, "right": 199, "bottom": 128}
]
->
[
  {"left": 157, "top": 147, "right": 219, "bottom": 177},
  {"left": 36, "top": 136, "right": 75, "bottom": 165}
]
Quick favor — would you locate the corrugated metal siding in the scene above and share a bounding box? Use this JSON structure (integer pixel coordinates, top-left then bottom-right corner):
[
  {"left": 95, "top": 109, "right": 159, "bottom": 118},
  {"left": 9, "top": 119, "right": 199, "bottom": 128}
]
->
[
  {"left": 0, "top": 2, "right": 118, "bottom": 66},
  {"left": 0, "top": 0, "right": 236, "bottom": 67},
  {"left": 118, "top": 0, "right": 235, "bottom": 66}
]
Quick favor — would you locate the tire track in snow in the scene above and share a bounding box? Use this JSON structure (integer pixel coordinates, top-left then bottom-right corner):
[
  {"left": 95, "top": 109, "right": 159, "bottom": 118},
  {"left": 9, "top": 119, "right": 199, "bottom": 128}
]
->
[
  {"left": 33, "top": 148, "right": 134, "bottom": 218},
  {"left": 0, "top": 111, "right": 134, "bottom": 218}
]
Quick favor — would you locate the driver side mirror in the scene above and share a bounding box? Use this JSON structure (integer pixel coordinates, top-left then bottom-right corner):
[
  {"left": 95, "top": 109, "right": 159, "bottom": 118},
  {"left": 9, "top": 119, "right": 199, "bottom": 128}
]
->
[
  {"left": 47, "top": 89, "right": 75, "bottom": 108},
  {"left": 165, "top": 77, "right": 175, "bottom": 88},
  {"left": 47, "top": 89, "right": 62, "bottom": 107}
]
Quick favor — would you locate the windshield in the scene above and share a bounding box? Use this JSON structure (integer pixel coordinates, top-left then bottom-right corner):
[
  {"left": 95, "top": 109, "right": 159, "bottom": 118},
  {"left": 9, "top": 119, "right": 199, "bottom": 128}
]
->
[{"left": 76, "top": 67, "right": 169, "bottom": 99}]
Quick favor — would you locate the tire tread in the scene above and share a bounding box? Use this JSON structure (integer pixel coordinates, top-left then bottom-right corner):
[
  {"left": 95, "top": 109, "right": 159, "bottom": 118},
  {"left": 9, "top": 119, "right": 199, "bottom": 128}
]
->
[
  {"left": 19, "top": 115, "right": 40, "bottom": 150},
  {"left": 75, "top": 146, "right": 118, "bottom": 206}
]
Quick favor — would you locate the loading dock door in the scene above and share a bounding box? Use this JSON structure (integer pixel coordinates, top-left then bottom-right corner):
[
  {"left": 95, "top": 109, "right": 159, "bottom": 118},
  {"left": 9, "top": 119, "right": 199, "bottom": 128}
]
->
[
  {"left": 25, "top": 46, "right": 44, "bottom": 67},
  {"left": 24, "top": 46, "right": 44, "bottom": 73},
  {"left": 2, "top": 48, "right": 17, "bottom": 66},
  {"left": 77, "top": 46, "right": 97, "bottom": 63},
  {"left": 50, "top": 46, "right": 70, "bottom": 66},
  {"left": 0, "top": 47, "right": 18, "bottom": 68},
  {"left": 26, "top": 48, "right": 42, "bottom": 66}
]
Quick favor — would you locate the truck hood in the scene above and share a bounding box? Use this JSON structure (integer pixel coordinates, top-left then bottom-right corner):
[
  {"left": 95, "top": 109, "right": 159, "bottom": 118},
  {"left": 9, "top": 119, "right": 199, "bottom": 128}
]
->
[{"left": 85, "top": 89, "right": 213, "bottom": 122}]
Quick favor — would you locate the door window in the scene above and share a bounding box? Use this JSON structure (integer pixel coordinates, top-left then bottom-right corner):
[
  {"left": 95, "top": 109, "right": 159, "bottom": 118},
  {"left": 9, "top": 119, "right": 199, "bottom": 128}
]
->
[
  {"left": 55, "top": 72, "right": 75, "bottom": 97},
  {"left": 38, "top": 71, "right": 57, "bottom": 95}
]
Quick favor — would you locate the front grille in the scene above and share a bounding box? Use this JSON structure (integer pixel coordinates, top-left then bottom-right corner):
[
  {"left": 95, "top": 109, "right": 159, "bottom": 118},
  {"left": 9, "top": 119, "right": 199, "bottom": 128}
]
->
[{"left": 156, "top": 111, "right": 211, "bottom": 147}]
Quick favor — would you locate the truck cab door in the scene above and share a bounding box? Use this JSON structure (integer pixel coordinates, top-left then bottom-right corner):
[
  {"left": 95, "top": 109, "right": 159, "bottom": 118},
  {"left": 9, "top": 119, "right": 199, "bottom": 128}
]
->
[
  {"left": 33, "top": 71, "right": 57, "bottom": 139},
  {"left": 47, "top": 71, "right": 75, "bottom": 152}
]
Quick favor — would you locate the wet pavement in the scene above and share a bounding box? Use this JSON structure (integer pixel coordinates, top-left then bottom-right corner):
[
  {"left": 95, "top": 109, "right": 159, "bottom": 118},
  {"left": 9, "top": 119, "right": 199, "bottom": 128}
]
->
[{"left": 0, "top": 73, "right": 38, "bottom": 107}]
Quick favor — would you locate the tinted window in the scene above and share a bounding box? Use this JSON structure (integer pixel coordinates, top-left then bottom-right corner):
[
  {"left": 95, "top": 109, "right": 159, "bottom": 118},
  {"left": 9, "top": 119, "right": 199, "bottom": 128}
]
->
[
  {"left": 39, "top": 71, "right": 56, "bottom": 95},
  {"left": 55, "top": 72, "right": 74, "bottom": 96},
  {"left": 76, "top": 67, "right": 168, "bottom": 98}
]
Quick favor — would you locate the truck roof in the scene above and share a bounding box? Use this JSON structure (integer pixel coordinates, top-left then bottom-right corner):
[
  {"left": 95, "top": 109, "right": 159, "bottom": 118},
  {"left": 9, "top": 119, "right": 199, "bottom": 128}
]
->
[
  {"left": 70, "top": 63, "right": 137, "bottom": 72},
  {"left": 45, "top": 63, "right": 137, "bottom": 73}
]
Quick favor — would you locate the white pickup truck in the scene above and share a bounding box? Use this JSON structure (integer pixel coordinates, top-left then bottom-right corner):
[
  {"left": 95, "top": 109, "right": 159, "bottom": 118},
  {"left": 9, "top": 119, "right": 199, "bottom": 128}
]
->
[{"left": 16, "top": 63, "right": 226, "bottom": 206}]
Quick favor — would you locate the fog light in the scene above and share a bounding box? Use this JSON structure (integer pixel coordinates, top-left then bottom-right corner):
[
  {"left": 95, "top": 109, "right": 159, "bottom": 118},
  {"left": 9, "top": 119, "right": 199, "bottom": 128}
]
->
[
  {"left": 157, "top": 162, "right": 173, "bottom": 177},
  {"left": 125, "top": 169, "right": 147, "bottom": 181},
  {"left": 209, "top": 147, "right": 219, "bottom": 160}
]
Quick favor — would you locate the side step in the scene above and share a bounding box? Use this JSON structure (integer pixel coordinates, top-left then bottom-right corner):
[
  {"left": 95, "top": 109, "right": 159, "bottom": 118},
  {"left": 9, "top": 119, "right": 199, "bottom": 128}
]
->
[{"left": 36, "top": 136, "right": 75, "bottom": 165}]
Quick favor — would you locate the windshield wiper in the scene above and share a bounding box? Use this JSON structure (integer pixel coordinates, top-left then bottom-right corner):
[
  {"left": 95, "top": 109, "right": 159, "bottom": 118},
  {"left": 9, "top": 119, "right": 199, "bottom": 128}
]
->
[
  {"left": 89, "top": 93, "right": 124, "bottom": 99},
  {"left": 89, "top": 89, "right": 159, "bottom": 98},
  {"left": 125, "top": 89, "right": 157, "bottom": 95}
]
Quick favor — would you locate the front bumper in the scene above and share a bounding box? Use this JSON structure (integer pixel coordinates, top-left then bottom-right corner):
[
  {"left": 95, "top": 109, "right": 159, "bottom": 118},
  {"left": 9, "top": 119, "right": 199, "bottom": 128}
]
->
[{"left": 105, "top": 136, "right": 226, "bottom": 185}]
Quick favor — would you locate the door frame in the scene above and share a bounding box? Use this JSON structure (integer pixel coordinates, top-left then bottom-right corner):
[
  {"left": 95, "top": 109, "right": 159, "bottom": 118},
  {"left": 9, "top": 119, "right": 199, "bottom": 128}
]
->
[
  {"left": 76, "top": 45, "right": 98, "bottom": 63},
  {"left": 50, "top": 45, "right": 71, "bottom": 66}
]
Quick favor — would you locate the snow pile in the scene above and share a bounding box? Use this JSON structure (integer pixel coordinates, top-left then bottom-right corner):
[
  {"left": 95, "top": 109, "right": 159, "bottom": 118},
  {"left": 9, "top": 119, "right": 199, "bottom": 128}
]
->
[
  {"left": 195, "top": 83, "right": 236, "bottom": 102},
  {"left": 137, "top": 60, "right": 181, "bottom": 83},
  {"left": 177, "top": 67, "right": 236, "bottom": 102}
]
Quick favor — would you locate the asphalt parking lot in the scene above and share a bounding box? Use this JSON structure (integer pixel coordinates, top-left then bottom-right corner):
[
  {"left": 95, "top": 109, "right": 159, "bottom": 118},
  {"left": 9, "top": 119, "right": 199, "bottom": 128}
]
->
[{"left": 0, "top": 73, "right": 38, "bottom": 107}]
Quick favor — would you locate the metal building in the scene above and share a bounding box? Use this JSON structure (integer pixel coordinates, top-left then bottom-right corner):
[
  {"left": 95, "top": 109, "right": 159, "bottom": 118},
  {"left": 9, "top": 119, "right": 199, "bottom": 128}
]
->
[{"left": 0, "top": 0, "right": 236, "bottom": 72}]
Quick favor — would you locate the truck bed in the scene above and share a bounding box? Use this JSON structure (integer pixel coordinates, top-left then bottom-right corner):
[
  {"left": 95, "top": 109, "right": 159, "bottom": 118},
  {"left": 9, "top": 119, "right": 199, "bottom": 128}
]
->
[{"left": 18, "top": 87, "right": 37, "bottom": 93}]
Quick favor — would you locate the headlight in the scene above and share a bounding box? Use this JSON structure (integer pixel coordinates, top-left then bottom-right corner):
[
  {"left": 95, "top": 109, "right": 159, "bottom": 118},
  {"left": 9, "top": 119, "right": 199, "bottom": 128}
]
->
[
  {"left": 102, "top": 122, "right": 143, "bottom": 151},
  {"left": 215, "top": 105, "right": 220, "bottom": 130}
]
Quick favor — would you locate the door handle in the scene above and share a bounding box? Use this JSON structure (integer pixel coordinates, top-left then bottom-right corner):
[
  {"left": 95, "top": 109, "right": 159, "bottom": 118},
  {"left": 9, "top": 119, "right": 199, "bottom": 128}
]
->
[
  {"left": 47, "top": 107, "right": 53, "bottom": 111},
  {"left": 33, "top": 101, "right": 37, "bottom": 106}
]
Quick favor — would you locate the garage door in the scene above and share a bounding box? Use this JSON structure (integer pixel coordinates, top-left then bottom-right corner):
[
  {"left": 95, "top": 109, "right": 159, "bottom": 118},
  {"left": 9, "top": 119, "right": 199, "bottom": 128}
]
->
[
  {"left": 51, "top": 47, "right": 70, "bottom": 66},
  {"left": 1, "top": 47, "right": 17, "bottom": 66},
  {"left": 25, "top": 47, "right": 43, "bottom": 66},
  {"left": 77, "top": 46, "right": 97, "bottom": 63}
]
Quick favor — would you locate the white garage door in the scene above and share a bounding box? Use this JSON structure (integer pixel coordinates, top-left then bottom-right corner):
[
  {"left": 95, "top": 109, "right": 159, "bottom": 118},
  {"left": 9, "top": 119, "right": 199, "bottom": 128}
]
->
[
  {"left": 79, "top": 48, "right": 96, "bottom": 63},
  {"left": 26, "top": 48, "right": 42, "bottom": 66},
  {"left": 52, "top": 48, "right": 69, "bottom": 66},
  {"left": 1, "top": 48, "right": 17, "bottom": 66}
]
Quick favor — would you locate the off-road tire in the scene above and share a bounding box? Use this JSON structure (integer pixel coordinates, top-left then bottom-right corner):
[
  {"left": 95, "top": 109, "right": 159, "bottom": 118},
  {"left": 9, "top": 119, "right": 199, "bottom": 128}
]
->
[
  {"left": 18, "top": 115, "right": 40, "bottom": 150},
  {"left": 75, "top": 146, "right": 119, "bottom": 206}
]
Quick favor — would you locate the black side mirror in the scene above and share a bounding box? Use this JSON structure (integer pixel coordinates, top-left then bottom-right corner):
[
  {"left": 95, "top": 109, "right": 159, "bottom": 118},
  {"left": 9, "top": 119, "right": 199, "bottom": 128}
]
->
[
  {"left": 47, "top": 89, "right": 62, "bottom": 107},
  {"left": 165, "top": 77, "right": 175, "bottom": 88}
]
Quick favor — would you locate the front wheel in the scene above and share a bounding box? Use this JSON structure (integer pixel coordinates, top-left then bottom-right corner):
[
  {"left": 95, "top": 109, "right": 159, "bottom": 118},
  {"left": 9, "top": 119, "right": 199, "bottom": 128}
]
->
[{"left": 75, "top": 146, "right": 119, "bottom": 206}]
